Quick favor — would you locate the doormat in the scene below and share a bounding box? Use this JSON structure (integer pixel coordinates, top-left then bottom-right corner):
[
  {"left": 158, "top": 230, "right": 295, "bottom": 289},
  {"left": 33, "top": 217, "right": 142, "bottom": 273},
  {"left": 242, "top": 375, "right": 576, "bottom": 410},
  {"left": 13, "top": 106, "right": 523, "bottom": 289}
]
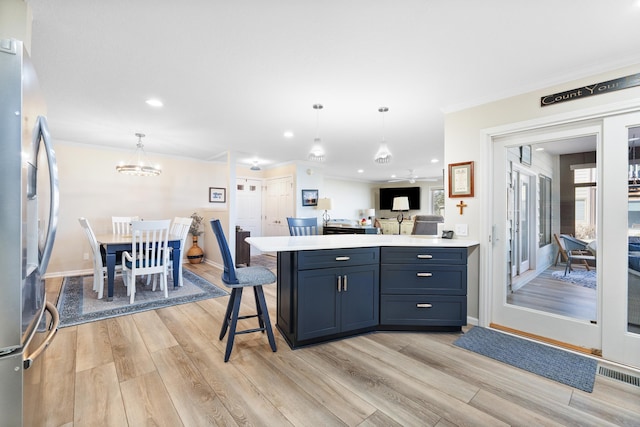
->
[
  {"left": 57, "top": 270, "right": 227, "bottom": 327},
  {"left": 551, "top": 270, "right": 597, "bottom": 289},
  {"left": 453, "top": 327, "right": 598, "bottom": 392}
]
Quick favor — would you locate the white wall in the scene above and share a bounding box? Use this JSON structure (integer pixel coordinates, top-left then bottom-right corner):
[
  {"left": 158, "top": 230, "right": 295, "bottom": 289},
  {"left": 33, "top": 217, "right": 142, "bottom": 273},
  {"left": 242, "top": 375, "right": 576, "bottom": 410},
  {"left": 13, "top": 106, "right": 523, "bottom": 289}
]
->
[{"left": 50, "top": 142, "right": 227, "bottom": 276}]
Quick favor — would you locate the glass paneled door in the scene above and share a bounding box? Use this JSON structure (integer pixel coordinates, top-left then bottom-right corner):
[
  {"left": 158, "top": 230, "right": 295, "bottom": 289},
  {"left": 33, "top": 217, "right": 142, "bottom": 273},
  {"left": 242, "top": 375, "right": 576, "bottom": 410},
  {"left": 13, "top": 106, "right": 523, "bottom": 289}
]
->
[
  {"left": 491, "top": 123, "right": 602, "bottom": 352},
  {"left": 601, "top": 113, "right": 640, "bottom": 369}
]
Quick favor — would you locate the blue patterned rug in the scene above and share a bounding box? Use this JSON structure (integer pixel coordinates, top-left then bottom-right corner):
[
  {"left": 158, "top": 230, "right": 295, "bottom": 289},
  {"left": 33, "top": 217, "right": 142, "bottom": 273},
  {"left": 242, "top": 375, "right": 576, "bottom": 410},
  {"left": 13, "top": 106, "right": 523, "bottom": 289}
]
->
[
  {"left": 551, "top": 269, "right": 597, "bottom": 289},
  {"left": 57, "top": 270, "right": 227, "bottom": 327},
  {"left": 454, "top": 327, "right": 598, "bottom": 392}
]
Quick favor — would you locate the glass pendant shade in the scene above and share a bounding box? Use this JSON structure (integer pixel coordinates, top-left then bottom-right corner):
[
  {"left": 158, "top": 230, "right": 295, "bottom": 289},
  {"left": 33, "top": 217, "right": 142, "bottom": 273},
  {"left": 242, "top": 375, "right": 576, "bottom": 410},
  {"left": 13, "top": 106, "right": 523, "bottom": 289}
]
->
[
  {"left": 309, "top": 104, "right": 325, "bottom": 162},
  {"left": 374, "top": 106, "right": 392, "bottom": 164}
]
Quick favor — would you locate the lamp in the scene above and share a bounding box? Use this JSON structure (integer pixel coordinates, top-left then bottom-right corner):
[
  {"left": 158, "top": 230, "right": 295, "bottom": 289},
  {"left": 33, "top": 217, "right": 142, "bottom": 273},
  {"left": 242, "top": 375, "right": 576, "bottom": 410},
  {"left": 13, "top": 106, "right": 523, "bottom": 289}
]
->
[
  {"left": 392, "top": 196, "right": 409, "bottom": 234},
  {"left": 250, "top": 160, "right": 261, "bottom": 171},
  {"left": 116, "top": 133, "right": 162, "bottom": 176},
  {"left": 317, "top": 197, "right": 333, "bottom": 226},
  {"left": 374, "top": 107, "right": 392, "bottom": 164},
  {"left": 309, "top": 104, "right": 325, "bottom": 162}
]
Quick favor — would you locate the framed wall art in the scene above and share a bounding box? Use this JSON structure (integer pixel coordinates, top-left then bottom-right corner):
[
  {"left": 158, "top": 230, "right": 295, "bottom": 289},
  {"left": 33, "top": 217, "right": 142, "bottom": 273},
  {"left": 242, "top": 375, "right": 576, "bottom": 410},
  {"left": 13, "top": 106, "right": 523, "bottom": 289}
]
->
[
  {"left": 301, "top": 189, "right": 318, "bottom": 206},
  {"left": 209, "top": 187, "right": 226, "bottom": 203},
  {"left": 448, "top": 161, "right": 474, "bottom": 198}
]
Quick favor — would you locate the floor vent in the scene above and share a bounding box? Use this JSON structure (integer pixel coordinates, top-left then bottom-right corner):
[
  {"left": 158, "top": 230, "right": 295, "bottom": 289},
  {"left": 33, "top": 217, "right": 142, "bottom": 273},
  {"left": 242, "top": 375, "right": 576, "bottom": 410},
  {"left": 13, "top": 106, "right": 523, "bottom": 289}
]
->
[{"left": 598, "top": 366, "right": 640, "bottom": 387}]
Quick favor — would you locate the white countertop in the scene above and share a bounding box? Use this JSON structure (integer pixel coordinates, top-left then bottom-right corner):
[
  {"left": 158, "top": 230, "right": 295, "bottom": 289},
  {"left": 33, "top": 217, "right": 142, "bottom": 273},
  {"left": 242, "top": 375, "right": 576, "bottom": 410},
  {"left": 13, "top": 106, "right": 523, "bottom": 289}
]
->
[{"left": 246, "top": 234, "right": 480, "bottom": 252}]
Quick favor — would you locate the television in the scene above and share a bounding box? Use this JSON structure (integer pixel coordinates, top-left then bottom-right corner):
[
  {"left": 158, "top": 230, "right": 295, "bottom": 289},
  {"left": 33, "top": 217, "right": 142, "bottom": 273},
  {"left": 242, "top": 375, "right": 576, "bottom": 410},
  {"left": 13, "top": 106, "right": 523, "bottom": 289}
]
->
[{"left": 379, "top": 186, "right": 421, "bottom": 211}]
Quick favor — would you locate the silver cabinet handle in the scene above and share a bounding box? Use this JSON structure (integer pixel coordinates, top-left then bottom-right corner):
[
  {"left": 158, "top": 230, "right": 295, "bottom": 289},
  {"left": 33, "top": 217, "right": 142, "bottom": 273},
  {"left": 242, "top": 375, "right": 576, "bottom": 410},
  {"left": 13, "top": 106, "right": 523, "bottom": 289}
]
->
[
  {"left": 343, "top": 275, "right": 347, "bottom": 292},
  {"left": 337, "top": 275, "right": 342, "bottom": 292},
  {"left": 416, "top": 272, "right": 433, "bottom": 277},
  {"left": 417, "top": 254, "right": 433, "bottom": 259},
  {"left": 335, "top": 256, "right": 351, "bottom": 261},
  {"left": 416, "top": 303, "right": 433, "bottom": 308}
]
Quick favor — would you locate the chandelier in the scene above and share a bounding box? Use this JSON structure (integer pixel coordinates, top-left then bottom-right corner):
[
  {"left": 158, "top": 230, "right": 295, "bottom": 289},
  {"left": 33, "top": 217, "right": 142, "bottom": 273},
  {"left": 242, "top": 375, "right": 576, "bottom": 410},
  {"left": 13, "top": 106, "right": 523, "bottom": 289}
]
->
[
  {"left": 116, "top": 133, "right": 162, "bottom": 176},
  {"left": 374, "top": 107, "right": 392, "bottom": 164},
  {"left": 308, "top": 104, "right": 325, "bottom": 162}
]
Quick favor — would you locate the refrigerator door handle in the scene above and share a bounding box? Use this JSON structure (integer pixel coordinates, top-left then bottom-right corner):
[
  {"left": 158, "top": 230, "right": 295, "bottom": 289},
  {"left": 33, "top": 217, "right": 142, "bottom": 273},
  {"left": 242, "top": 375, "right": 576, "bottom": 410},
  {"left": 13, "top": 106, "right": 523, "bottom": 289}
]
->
[
  {"left": 23, "top": 301, "right": 59, "bottom": 370},
  {"left": 35, "top": 116, "right": 60, "bottom": 275}
]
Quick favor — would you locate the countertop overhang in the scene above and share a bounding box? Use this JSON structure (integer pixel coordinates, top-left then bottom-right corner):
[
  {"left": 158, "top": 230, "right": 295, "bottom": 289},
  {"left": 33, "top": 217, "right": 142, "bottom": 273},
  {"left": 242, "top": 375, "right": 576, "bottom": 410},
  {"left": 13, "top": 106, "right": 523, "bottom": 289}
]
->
[{"left": 246, "top": 234, "right": 480, "bottom": 252}]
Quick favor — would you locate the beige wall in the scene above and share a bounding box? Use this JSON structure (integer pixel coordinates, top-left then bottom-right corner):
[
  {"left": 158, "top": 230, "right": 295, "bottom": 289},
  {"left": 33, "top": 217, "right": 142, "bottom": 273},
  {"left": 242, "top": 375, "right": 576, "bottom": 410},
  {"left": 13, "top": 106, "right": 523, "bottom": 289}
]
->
[
  {"left": 445, "top": 63, "right": 640, "bottom": 319},
  {"left": 50, "top": 142, "right": 228, "bottom": 276},
  {"left": 445, "top": 63, "right": 640, "bottom": 241}
]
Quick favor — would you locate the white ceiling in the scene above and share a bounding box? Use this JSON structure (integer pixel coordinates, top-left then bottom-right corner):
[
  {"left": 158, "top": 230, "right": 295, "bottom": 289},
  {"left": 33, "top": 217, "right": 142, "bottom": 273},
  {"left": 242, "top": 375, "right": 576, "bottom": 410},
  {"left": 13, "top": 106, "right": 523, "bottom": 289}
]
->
[{"left": 26, "top": 0, "right": 640, "bottom": 182}]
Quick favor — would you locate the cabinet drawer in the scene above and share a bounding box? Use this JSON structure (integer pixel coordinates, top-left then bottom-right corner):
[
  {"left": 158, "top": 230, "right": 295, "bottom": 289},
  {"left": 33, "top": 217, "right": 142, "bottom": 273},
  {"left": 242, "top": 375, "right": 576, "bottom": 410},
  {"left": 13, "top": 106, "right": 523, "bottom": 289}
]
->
[
  {"left": 381, "top": 265, "right": 466, "bottom": 294},
  {"left": 297, "top": 247, "right": 379, "bottom": 270},
  {"left": 381, "top": 247, "right": 466, "bottom": 265},
  {"left": 380, "top": 295, "right": 466, "bottom": 326}
]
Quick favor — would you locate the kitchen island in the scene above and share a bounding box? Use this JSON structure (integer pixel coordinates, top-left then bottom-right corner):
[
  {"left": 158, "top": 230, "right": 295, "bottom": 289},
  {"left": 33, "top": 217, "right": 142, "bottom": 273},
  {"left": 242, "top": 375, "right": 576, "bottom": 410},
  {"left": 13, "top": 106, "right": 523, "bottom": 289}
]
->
[{"left": 246, "top": 234, "right": 480, "bottom": 348}]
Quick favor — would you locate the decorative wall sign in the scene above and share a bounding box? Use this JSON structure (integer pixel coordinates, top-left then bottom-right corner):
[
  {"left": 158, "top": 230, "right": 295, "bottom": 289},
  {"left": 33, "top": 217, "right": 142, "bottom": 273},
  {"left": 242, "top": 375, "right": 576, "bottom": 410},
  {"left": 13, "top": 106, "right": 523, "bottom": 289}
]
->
[
  {"left": 301, "top": 189, "right": 318, "bottom": 206},
  {"left": 448, "top": 161, "right": 474, "bottom": 198},
  {"left": 209, "top": 187, "right": 226, "bottom": 203},
  {"left": 540, "top": 72, "right": 640, "bottom": 107}
]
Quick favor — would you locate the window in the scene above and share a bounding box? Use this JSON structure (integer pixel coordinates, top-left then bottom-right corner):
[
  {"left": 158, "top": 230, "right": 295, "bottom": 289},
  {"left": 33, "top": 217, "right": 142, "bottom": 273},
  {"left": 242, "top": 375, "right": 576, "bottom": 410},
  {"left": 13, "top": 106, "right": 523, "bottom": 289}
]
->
[
  {"left": 431, "top": 188, "right": 444, "bottom": 216},
  {"left": 539, "top": 174, "right": 551, "bottom": 247}
]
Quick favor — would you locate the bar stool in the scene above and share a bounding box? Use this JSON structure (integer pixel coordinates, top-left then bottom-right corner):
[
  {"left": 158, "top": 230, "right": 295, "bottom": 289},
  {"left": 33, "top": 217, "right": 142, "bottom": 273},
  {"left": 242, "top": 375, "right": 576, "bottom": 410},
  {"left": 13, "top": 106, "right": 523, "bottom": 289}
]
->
[{"left": 209, "top": 219, "right": 277, "bottom": 362}]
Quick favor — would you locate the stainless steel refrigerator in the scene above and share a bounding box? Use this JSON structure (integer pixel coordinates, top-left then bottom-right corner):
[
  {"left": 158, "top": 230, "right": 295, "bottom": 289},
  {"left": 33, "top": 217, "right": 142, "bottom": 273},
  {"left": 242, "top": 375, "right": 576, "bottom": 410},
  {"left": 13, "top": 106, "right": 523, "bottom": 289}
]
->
[{"left": 0, "top": 39, "right": 60, "bottom": 426}]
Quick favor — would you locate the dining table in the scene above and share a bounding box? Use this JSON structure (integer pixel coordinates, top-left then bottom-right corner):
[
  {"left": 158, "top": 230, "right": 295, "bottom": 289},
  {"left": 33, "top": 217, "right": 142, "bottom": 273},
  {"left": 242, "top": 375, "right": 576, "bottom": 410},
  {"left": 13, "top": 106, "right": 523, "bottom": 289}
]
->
[{"left": 95, "top": 233, "right": 182, "bottom": 300}]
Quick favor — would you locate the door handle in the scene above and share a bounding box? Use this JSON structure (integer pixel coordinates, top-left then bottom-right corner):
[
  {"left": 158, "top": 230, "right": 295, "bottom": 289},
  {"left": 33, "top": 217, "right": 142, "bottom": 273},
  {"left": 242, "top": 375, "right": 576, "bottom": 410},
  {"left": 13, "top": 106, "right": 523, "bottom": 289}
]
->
[
  {"left": 417, "top": 254, "right": 433, "bottom": 259},
  {"left": 335, "top": 256, "right": 350, "bottom": 261},
  {"left": 416, "top": 303, "right": 433, "bottom": 308},
  {"left": 337, "top": 275, "right": 342, "bottom": 292},
  {"left": 416, "top": 272, "right": 433, "bottom": 277},
  {"left": 343, "top": 275, "right": 347, "bottom": 292}
]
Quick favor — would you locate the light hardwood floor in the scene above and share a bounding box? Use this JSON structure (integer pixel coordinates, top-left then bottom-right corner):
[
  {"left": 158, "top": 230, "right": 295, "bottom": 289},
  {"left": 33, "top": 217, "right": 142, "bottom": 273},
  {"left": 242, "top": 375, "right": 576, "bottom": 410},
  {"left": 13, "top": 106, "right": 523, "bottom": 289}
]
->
[{"left": 27, "top": 262, "right": 640, "bottom": 426}]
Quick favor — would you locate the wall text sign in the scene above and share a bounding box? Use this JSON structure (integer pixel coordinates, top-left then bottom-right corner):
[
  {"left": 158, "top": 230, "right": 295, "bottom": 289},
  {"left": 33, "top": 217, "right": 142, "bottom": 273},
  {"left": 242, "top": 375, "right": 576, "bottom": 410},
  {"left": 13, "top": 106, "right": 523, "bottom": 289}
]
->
[{"left": 540, "top": 72, "right": 640, "bottom": 107}]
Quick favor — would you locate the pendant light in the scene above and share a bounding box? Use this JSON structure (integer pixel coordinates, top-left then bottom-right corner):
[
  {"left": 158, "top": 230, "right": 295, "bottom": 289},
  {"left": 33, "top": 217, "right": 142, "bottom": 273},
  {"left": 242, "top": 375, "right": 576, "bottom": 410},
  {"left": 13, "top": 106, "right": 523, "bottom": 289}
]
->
[
  {"left": 308, "top": 104, "right": 325, "bottom": 162},
  {"left": 116, "top": 133, "right": 162, "bottom": 176},
  {"left": 374, "top": 107, "right": 392, "bottom": 164}
]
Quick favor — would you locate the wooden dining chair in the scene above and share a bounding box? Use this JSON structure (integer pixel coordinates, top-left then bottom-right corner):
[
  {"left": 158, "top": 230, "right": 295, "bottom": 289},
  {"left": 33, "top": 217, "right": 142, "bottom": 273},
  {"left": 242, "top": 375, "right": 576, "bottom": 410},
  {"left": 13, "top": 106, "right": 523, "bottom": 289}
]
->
[
  {"left": 111, "top": 216, "right": 139, "bottom": 235},
  {"left": 286, "top": 217, "right": 319, "bottom": 236},
  {"left": 122, "top": 219, "right": 171, "bottom": 304},
  {"left": 168, "top": 216, "right": 193, "bottom": 287},
  {"left": 79, "top": 217, "right": 121, "bottom": 299},
  {"left": 210, "top": 219, "right": 277, "bottom": 362}
]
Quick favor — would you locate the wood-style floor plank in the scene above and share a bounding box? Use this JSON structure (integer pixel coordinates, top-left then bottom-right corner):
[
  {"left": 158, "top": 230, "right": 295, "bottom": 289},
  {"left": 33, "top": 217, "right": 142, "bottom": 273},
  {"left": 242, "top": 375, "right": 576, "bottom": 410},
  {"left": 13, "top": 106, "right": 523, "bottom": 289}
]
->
[
  {"left": 74, "top": 362, "right": 128, "bottom": 427},
  {"left": 150, "top": 345, "right": 237, "bottom": 426},
  {"left": 32, "top": 261, "right": 640, "bottom": 427},
  {"left": 119, "top": 371, "right": 184, "bottom": 427},
  {"left": 106, "top": 315, "right": 156, "bottom": 382},
  {"left": 76, "top": 320, "right": 113, "bottom": 372}
]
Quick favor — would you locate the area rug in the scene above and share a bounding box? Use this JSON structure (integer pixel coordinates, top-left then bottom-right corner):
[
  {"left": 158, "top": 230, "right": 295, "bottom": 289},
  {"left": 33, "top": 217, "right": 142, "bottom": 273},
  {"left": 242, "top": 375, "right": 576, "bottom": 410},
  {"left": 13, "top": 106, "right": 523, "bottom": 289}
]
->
[
  {"left": 57, "top": 270, "right": 228, "bottom": 327},
  {"left": 453, "top": 327, "right": 598, "bottom": 392},
  {"left": 551, "top": 269, "right": 597, "bottom": 289}
]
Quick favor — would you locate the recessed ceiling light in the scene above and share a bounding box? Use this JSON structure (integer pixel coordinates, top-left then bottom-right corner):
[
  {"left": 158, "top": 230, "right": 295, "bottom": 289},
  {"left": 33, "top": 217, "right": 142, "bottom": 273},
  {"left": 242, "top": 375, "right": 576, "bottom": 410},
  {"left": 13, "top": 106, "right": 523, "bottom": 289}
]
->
[
  {"left": 431, "top": 158, "right": 439, "bottom": 163},
  {"left": 145, "top": 98, "right": 163, "bottom": 107},
  {"left": 535, "top": 147, "right": 545, "bottom": 151},
  {"left": 283, "top": 130, "right": 294, "bottom": 138},
  {"left": 390, "top": 174, "right": 397, "bottom": 179},
  {"left": 357, "top": 169, "right": 364, "bottom": 173}
]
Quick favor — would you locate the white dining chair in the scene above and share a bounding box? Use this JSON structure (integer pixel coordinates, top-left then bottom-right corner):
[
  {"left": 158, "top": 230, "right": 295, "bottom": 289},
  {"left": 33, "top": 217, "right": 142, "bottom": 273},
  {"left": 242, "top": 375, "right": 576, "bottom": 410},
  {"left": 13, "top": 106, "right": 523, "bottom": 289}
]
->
[
  {"left": 79, "top": 217, "right": 121, "bottom": 299},
  {"left": 169, "top": 217, "right": 193, "bottom": 287},
  {"left": 122, "top": 219, "right": 171, "bottom": 304},
  {"left": 112, "top": 216, "right": 140, "bottom": 235}
]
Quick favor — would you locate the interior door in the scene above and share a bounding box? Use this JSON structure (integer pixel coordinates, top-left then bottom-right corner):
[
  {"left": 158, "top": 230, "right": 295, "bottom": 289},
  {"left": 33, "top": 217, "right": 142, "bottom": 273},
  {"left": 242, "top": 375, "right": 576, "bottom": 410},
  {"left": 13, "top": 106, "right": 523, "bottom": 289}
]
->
[
  {"left": 264, "top": 176, "right": 293, "bottom": 237},
  {"left": 236, "top": 178, "right": 262, "bottom": 255},
  {"left": 601, "top": 113, "right": 640, "bottom": 369},
  {"left": 491, "top": 123, "right": 602, "bottom": 351}
]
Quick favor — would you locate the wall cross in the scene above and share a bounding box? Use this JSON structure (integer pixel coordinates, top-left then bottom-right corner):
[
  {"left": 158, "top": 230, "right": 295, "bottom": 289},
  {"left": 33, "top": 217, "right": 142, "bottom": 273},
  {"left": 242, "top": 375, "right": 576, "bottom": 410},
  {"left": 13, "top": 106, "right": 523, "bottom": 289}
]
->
[{"left": 456, "top": 200, "right": 467, "bottom": 215}]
